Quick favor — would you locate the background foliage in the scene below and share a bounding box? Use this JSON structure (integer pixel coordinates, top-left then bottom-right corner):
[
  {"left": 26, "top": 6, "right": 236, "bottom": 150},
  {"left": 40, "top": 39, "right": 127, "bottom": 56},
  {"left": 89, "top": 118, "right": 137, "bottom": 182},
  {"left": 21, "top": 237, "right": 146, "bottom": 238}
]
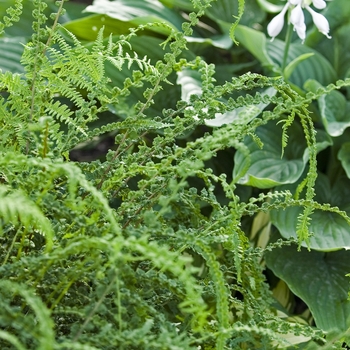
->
[{"left": 0, "top": 0, "right": 350, "bottom": 348}]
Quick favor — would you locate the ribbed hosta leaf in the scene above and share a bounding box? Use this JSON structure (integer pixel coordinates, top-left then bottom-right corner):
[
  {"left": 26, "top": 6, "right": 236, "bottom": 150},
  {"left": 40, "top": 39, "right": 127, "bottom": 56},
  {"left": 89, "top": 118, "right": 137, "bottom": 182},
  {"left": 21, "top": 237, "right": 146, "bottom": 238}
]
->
[
  {"left": 338, "top": 142, "right": 350, "bottom": 179},
  {"left": 305, "top": 79, "right": 350, "bottom": 137},
  {"left": 84, "top": 0, "right": 184, "bottom": 34},
  {"left": 265, "top": 240, "right": 350, "bottom": 332},
  {"left": 205, "top": 0, "right": 265, "bottom": 27},
  {"left": 319, "top": 90, "right": 350, "bottom": 137},
  {"left": 0, "top": 37, "right": 25, "bottom": 73},
  {"left": 270, "top": 172, "right": 350, "bottom": 251},
  {"left": 267, "top": 40, "right": 337, "bottom": 88},
  {"left": 232, "top": 121, "right": 332, "bottom": 188}
]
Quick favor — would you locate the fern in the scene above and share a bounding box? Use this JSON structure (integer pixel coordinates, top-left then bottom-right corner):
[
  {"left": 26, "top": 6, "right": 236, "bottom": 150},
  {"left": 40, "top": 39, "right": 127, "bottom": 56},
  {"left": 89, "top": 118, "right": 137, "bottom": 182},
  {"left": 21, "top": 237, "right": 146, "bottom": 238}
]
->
[{"left": 1, "top": 0, "right": 350, "bottom": 348}]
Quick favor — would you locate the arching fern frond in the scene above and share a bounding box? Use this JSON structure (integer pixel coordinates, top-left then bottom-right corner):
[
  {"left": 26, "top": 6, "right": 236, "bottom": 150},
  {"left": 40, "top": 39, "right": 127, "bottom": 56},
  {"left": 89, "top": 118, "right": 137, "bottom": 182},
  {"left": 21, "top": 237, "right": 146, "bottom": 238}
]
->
[{"left": 0, "top": 185, "right": 53, "bottom": 251}]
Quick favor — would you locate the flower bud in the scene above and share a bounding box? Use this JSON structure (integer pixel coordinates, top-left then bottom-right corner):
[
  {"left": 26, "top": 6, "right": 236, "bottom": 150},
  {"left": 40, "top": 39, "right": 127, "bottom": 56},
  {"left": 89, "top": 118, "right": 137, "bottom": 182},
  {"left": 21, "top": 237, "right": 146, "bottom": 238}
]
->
[
  {"left": 312, "top": 0, "right": 326, "bottom": 9},
  {"left": 267, "top": 3, "right": 289, "bottom": 40},
  {"left": 306, "top": 5, "right": 331, "bottom": 38},
  {"left": 290, "top": 5, "right": 306, "bottom": 41}
]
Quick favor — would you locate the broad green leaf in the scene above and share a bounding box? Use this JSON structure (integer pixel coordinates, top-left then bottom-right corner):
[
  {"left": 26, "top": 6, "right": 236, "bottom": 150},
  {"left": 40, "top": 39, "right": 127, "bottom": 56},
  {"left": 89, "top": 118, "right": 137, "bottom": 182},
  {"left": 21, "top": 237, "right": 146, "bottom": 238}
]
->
[
  {"left": 312, "top": 24, "right": 350, "bottom": 80},
  {"left": 0, "top": 37, "right": 25, "bottom": 73},
  {"left": 159, "top": 0, "right": 194, "bottom": 11},
  {"left": 205, "top": 0, "right": 265, "bottom": 27},
  {"left": 270, "top": 172, "right": 350, "bottom": 251},
  {"left": 63, "top": 14, "right": 136, "bottom": 40},
  {"left": 234, "top": 25, "right": 276, "bottom": 69},
  {"left": 283, "top": 53, "right": 314, "bottom": 81},
  {"left": 305, "top": 79, "right": 350, "bottom": 137},
  {"left": 256, "top": 0, "right": 284, "bottom": 13},
  {"left": 319, "top": 90, "right": 350, "bottom": 137},
  {"left": 267, "top": 40, "right": 337, "bottom": 87},
  {"left": 338, "top": 142, "right": 350, "bottom": 179},
  {"left": 334, "top": 24, "right": 350, "bottom": 79},
  {"left": 232, "top": 121, "right": 332, "bottom": 188},
  {"left": 84, "top": 0, "right": 184, "bottom": 34},
  {"left": 265, "top": 241, "right": 350, "bottom": 332},
  {"left": 185, "top": 33, "right": 233, "bottom": 50}
]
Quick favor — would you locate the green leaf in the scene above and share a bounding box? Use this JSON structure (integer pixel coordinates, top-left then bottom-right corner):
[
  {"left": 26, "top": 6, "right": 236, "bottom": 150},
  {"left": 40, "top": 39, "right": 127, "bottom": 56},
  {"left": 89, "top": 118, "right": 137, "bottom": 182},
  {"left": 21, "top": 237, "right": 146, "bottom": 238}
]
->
[
  {"left": 319, "top": 90, "right": 350, "bottom": 137},
  {"left": 283, "top": 53, "right": 314, "bottom": 81},
  {"left": 232, "top": 121, "right": 332, "bottom": 188},
  {"left": 305, "top": 79, "right": 350, "bottom": 137},
  {"left": 265, "top": 241, "right": 350, "bottom": 332},
  {"left": 333, "top": 24, "right": 350, "bottom": 79},
  {"left": 256, "top": 0, "right": 284, "bottom": 13},
  {"left": 159, "top": 0, "right": 194, "bottom": 11},
  {"left": 270, "top": 173, "right": 350, "bottom": 251},
  {"left": 338, "top": 142, "right": 350, "bottom": 178},
  {"left": 0, "top": 37, "right": 25, "bottom": 73},
  {"left": 206, "top": 0, "right": 265, "bottom": 27},
  {"left": 84, "top": 0, "right": 184, "bottom": 34},
  {"left": 63, "top": 14, "right": 136, "bottom": 40},
  {"left": 267, "top": 40, "right": 337, "bottom": 87},
  {"left": 184, "top": 33, "right": 233, "bottom": 50},
  {"left": 234, "top": 25, "right": 276, "bottom": 69}
]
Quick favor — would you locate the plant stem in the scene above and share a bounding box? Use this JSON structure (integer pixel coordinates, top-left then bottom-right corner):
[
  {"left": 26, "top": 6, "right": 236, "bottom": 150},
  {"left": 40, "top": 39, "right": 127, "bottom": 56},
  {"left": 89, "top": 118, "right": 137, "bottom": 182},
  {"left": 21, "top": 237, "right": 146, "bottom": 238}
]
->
[{"left": 282, "top": 23, "right": 293, "bottom": 76}]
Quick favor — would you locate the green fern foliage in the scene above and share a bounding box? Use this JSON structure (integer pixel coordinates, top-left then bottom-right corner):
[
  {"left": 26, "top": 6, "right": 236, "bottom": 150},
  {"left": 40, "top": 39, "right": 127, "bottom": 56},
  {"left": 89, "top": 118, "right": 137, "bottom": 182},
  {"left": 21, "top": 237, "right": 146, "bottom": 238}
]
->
[{"left": 1, "top": 0, "right": 350, "bottom": 348}]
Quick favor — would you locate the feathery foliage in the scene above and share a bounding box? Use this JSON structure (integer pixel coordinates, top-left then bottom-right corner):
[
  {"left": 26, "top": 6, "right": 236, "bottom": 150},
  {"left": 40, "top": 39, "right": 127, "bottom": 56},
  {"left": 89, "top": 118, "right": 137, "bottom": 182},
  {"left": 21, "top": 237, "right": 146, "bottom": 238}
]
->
[{"left": 1, "top": 0, "right": 350, "bottom": 348}]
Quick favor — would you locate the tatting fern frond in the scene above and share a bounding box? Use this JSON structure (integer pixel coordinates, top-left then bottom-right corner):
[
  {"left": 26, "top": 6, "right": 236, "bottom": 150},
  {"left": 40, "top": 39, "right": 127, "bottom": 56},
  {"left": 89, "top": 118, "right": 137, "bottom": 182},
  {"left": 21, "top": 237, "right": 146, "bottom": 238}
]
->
[{"left": 0, "top": 0, "right": 23, "bottom": 34}]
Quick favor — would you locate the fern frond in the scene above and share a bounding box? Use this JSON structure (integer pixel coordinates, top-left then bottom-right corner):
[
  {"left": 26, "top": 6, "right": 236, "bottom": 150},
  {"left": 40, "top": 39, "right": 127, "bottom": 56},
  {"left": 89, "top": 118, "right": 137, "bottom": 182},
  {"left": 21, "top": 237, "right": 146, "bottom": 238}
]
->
[
  {"left": 195, "top": 239, "right": 230, "bottom": 349},
  {"left": 0, "top": 0, "right": 23, "bottom": 34},
  {"left": 0, "top": 280, "right": 55, "bottom": 350},
  {"left": 0, "top": 185, "right": 53, "bottom": 251}
]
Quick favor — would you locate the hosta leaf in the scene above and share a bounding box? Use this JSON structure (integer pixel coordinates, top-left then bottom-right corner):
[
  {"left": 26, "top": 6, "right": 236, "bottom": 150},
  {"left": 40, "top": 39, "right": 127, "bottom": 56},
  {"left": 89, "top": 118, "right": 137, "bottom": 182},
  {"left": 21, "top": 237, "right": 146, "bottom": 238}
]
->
[
  {"left": 338, "top": 142, "right": 350, "bottom": 179},
  {"left": 0, "top": 37, "right": 25, "bottom": 73},
  {"left": 256, "top": 0, "right": 284, "bottom": 13},
  {"left": 84, "top": 0, "right": 184, "bottom": 34},
  {"left": 234, "top": 25, "right": 276, "bottom": 69},
  {"left": 304, "top": 79, "right": 350, "bottom": 137},
  {"left": 63, "top": 14, "right": 137, "bottom": 40},
  {"left": 159, "top": 0, "right": 194, "bottom": 11},
  {"left": 270, "top": 172, "right": 350, "bottom": 251},
  {"left": 184, "top": 34, "right": 233, "bottom": 50},
  {"left": 232, "top": 121, "right": 332, "bottom": 188},
  {"left": 267, "top": 40, "right": 337, "bottom": 87},
  {"left": 319, "top": 90, "right": 350, "bottom": 137},
  {"left": 265, "top": 240, "right": 350, "bottom": 332},
  {"left": 283, "top": 53, "right": 314, "bottom": 81},
  {"left": 205, "top": 0, "right": 265, "bottom": 27}
]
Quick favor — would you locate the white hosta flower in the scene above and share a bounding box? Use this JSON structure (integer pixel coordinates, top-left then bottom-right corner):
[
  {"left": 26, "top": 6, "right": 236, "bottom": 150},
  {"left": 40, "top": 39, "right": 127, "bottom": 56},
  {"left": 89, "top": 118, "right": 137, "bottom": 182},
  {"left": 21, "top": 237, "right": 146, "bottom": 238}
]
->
[
  {"left": 267, "top": 0, "right": 331, "bottom": 42},
  {"left": 290, "top": 4, "right": 306, "bottom": 41},
  {"left": 267, "top": 3, "right": 290, "bottom": 39},
  {"left": 305, "top": 5, "right": 331, "bottom": 38}
]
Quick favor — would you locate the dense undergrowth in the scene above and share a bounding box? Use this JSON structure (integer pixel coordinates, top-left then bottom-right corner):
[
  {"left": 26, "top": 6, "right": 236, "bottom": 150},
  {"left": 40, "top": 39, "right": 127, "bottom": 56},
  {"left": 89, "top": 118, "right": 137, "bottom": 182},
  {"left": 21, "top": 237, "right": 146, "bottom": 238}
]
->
[{"left": 0, "top": 0, "right": 350, "bottom": 348}]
